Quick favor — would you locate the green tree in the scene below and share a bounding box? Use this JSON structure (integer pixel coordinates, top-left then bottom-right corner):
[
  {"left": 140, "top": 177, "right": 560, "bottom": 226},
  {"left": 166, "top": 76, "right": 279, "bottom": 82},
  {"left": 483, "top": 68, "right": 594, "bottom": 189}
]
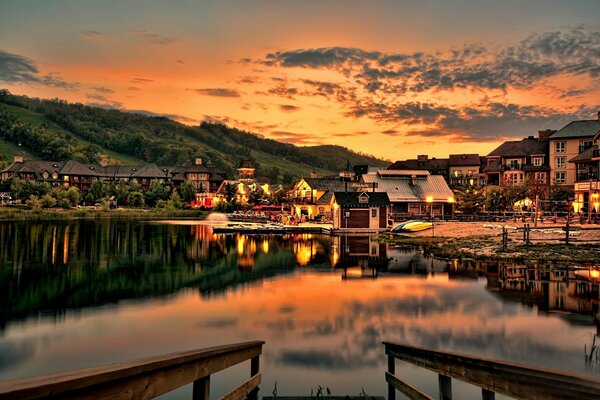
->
[
  {"left": 10, "top": 178, "right": 23, "bottom": 200},
  {"left": 26, "top": 195, "right": 42, "bottom": 211},
  {"left": 145, "top": 179, "right": 170, "bottom": 207},
  {"left": 41, "top": 193, "right": 57, "bottom": 208},
  {"left": 223, "top": 183, "right": 237, "bottom": 203},
  {"left": 66, "top": 187, "right": 81, "bottom": 206},
  {"left": 168, "top": 190, "right": 184, "bottom": 209},
  {"left": 114, "top": 183, "right": 130, "bottom": 206},
  {"left": 129, "top": 191, "right": 145, "bottom": 207},
  {"left": 90, "top": 180, "right": 105, "bottom": 201},
  {"left": 180, "top": 180, "right": 196, "bottom": 203}
]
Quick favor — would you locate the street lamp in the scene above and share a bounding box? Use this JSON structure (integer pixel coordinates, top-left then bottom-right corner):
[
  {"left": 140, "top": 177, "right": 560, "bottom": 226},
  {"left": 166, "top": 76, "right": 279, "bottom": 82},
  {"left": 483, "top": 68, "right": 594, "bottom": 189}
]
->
[{"left": 426, "top": 196, "right": 434, "bottom": 237}]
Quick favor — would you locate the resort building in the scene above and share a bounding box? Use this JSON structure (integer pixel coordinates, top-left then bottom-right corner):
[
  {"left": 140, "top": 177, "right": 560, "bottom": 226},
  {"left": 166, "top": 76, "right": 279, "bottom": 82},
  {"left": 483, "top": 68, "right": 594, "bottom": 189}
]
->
[
  {"left": 289, "top": 177, "right": 346, "bottom": 219},
  {"left": 360, "top": 170, "right": 454, "bottom": 217},
  {"left": 387, "top": 154, "right": 482, "bottom": 187},
  {"left": 482, "top": 132, "right": 551, "bottom": 188},
  {"left": 331, "top": 191, "right": 390, "bottom": 230},
  {"left": 214, "top": 161, "right": 274, "bottom": 206},
  {"left": 549, "top": 114, "right": 600, "bottom": 188},
  {"left": 569, "top": 129, "right": 600, "bottom": 216},
  {"left": 387, "top": 155, "right": 449, "bottom": 180}
]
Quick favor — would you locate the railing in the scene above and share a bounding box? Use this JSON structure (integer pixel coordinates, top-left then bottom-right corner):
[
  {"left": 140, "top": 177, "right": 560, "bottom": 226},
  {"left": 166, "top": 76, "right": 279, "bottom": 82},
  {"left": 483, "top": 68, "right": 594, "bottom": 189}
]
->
[
  {"left": 0, "top": 340, "right": 264, "bottom": 400},
  {"left": 384, "top": 342, "right": 600, "bottom": 400}
]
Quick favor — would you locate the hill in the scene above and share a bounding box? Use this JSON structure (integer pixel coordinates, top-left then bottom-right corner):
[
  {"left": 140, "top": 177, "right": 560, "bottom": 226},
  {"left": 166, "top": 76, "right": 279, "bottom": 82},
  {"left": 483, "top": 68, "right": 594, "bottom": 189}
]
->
[{"left": 0, "top": 90, "right": 388, "bottom": 182}]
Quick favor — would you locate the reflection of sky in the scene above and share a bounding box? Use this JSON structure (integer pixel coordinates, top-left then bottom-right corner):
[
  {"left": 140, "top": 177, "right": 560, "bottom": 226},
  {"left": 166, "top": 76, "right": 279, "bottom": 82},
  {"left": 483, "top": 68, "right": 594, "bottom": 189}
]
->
[{"left": 0, "top": 272, "right": 595, "bottom": 398}]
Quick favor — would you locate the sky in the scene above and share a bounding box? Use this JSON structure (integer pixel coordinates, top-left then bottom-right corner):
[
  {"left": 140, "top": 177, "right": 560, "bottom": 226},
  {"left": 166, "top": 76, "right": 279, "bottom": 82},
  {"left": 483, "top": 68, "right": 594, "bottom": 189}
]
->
[{"left": 0, "top": 0, "right": 598, "bottom": 161}]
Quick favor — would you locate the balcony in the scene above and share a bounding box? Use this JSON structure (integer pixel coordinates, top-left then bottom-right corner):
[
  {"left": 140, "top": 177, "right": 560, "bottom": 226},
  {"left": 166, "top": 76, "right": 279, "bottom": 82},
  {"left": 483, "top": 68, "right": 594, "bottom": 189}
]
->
[{"left": 500, "top": 164, "right": 522, "bottom": 171}]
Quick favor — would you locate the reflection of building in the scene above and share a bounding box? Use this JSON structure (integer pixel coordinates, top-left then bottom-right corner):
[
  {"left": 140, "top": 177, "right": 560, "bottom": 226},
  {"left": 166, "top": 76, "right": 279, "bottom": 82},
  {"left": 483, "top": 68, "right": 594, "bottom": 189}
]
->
[
  {"left": 331, "top": 191, "right": 390, "bottom": 230},
  {"left": 332, "top": 236, "right": 388, "bottom": 279}
]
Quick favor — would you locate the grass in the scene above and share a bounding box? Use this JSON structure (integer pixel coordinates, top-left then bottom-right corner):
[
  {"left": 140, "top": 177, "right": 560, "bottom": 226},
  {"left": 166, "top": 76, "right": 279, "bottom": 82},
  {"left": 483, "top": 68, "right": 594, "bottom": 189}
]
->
[{"left": 0, "top": 207, "right": 208, "bottom": 221}]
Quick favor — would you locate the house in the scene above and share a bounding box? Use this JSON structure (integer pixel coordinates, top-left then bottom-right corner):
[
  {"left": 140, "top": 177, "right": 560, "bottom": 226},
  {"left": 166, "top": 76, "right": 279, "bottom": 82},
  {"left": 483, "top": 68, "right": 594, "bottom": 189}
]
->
[
  {"left": 331, "top": 191, "right": 390, "bottom": 230},
  {"left": 289, "top": 177, "right": 346, "bottom": 219},
  {"left": 447, "top": 154, "right": 482, "bottom": 186},
  {"left": 482, "top": 131, "right": 551, "bottom": 188},
  {"left": 569, "top": 129, "right": 600, "bottom": 216},
  {"left": 549, "top": 114, "right": 600, "bottom": 187},
  {"left": 388, "top": 155, "right": 449, "bottom": 180},
  {"left": 214, "top": 161, "right": 271, "bottom": 206},
  {"left": 360, "top": 170, "right": 454, "bottom": 216},
  {"left": 0, "top": 157, "right": 65, "bottom": 186}
]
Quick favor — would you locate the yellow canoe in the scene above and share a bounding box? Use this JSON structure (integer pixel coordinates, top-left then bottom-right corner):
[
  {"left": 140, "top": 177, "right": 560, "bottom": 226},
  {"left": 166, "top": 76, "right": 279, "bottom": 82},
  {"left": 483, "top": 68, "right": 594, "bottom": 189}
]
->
[{"left": 401, "top": 221, "right": 433, "bottom": 232}]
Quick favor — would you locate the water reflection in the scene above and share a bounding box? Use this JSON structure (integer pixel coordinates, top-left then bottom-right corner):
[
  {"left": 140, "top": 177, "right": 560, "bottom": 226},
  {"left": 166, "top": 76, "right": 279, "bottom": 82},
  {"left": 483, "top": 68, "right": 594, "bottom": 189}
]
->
[{"left": 0, "top": 221, "right": 599, "bottom": 397}]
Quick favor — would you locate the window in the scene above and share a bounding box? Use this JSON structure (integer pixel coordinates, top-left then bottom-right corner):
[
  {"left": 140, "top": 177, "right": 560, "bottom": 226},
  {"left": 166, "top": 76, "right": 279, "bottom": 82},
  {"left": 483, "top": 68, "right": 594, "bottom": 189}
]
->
[
  {"left": 555, "top": 157, "right": 565, "bottom": 168},
  {"left": 533, "top": 157, "right": 542, "bottom": 167},
  {"left": 318, "top": 207, "right": 325, "bottom": 215},
  {"left": 52, "top": 172, "right": 58, "bottom": 179},
  {"left": 554, "top": 172, "right": 566, "bottom": 184},
  {"left": 555, "top": 141, "right": 566, "bottom": 153},
  {"left": 580, "top": 140, "right": 593, "bottom": 153},
  {"left": 535, "top": 172, "right": 546, "bottom": 183},
  {"left": 508, "top": 159, "right": 521, "bottom": 170},
  {"left": 42, "top": 171, "right": 49, "bottom": 179},
  {"left": 371, "top": 209, "right": 378, "bottom": 218},
  {"left": 359, "top": 195, "right": 369, "bottom": 203}
]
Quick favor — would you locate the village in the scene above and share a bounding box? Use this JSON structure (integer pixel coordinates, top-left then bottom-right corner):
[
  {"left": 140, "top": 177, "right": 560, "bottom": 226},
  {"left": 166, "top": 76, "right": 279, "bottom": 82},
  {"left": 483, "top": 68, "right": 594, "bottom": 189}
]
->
[{"left": 1, "top": 113, "right": 599, "bottom": 231}]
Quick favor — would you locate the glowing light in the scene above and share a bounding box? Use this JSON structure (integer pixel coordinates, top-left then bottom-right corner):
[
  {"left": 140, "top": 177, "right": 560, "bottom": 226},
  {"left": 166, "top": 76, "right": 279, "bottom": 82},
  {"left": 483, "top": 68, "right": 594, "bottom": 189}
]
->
[
  {"left": 262, "top": 239, "right": 269, "bottom": 254},
  {"left": 237, "top": 235, "right": 245, "bottom": 255},
  {"left": 426, "top": 196, "right": 433, "bottom": 203},
  {"left": 447, "top": 197, "right": 455, "bottom": 203},
  {"left": 590, "top": 269, "right": 600, "bottom": 279}
]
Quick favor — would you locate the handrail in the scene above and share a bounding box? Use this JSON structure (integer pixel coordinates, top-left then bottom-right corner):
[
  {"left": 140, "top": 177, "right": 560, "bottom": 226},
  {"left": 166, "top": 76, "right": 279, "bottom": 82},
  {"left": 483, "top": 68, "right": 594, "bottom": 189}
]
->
[
  {"left": 0, "top": 340, "right": 264, "bottom": 400},
  {"left": 384, "top": 341, "right": 600, "bottom": 400}
]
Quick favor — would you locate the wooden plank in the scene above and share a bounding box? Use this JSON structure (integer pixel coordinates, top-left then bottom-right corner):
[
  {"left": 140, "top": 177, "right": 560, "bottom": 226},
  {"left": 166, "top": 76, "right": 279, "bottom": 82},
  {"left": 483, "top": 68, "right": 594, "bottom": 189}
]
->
[
  {"left": 383, "top": 342, "right": 600, "bottom": 400},
  {"left": 385, "top": 372, "right": 434, "bottom": 400},
  {"left": 220, "top": 373, "right": 261, "bottom": 400},
  {"left": 481, "top": 388, "right": 495, "bottom": 400},
  {"left": 438, "top": 374, "right": 452, "bottom": 400},
  {"left": 0, "top": 341, "right": 264, "bottom": 400}
]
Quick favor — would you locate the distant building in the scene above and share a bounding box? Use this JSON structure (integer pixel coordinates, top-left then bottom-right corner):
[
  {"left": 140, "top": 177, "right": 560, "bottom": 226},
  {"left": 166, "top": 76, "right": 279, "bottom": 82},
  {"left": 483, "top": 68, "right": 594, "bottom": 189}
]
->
[
  {"left": 549, "top": 114, "right": 600, "bottom": 187},
  {"left": 360, "top": 170, "right": 454, "bottom": 216},
  {"left": 569, "top": 128, "right": 600, "bottom": 215},
  {"left": 388, "top": 154, "right": 482, "bottom": 187},
  {"left": 331, "top": 191, "right": 390, "bottom": 230},
  {"left": 482, "top": 132, "right": 551, "bottom": 188},
  {"left": 214, "top": 161, "right": 271, "bottom": 205},
  {"left": 387, "top": 155, "right": 449, "bottom": 179},
  {"left": 289, "top": 177, "right": 346, "bottom": 219}
]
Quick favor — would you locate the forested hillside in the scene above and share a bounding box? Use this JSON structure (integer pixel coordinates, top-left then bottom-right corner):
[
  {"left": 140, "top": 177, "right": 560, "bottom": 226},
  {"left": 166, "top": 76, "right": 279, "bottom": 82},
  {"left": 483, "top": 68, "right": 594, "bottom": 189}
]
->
[{"left": 0, "top": 90, "right": 387, "bottom": 182}]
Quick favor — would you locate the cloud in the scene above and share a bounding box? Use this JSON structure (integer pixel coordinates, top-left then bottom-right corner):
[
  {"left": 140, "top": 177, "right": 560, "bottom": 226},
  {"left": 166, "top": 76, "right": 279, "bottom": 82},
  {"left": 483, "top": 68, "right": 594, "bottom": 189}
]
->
[
  {"left": 130, "top": 77, "right": 154, "bottom": 84},
  {"left": 279, "top": 104, "right": 301, "bottom": 112},
  {"left": 128, "top": 109, "right": 199, "bottom": 124},
  {"left": 80, "top": 30, "right": 107, "bottom": 40},
  {"left": 189, "top": 88, "right": 241, "bottom": 97},
  {"left": 128, "top": 29, "right": 176, "bottom": 46},
  {"left": 92, "top": 86, "right": 114, "bottom": 94},
  {"left": 176, "top": 59, "right": 185, "bottom": 64},
  {"left": 268, "top": 131, "right": 320, "bottom": 145},
  {"left": 0, "top": 49, "right": 79, "bottom": 90},
  {"left": 86, "top": 93, "right": 123, "bottom": 109}
]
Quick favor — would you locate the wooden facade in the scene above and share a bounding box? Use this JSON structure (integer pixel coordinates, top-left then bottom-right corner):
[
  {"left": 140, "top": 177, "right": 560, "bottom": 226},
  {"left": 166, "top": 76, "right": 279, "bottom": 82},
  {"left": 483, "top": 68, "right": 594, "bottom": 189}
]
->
[{"left": 331, "top": 191, "right": 390, "bottom": 230}]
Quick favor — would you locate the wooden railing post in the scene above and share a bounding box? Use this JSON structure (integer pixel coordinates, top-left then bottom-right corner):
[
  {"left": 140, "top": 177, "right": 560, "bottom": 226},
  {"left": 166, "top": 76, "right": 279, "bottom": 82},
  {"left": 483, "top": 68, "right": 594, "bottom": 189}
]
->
[
  {"left": 247, "top": 355, "right": 260, "bottom": 400},
  {"left": 388, "top": 352, "right": 396, "bottom": 400},
  {"left": 482, "top": 388, "right": 495, "bottom": 399},
  {"left": 192, "top": 375, "right": 210, "bottom": 400},
  {"left": 438, "top": 374, "right": 452, "bottom": 400}
]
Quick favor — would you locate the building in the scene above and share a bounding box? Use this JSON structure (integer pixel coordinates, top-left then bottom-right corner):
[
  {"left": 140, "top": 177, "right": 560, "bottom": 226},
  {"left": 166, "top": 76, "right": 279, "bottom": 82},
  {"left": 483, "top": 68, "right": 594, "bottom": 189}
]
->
[
  {"left": 331, "top": 191, "right": 390, "bottom": 230},
  {"left": 387, "top": 155, "right": 449, "bottom": 180},
  {"left": 447, "top": 154, "right": 482, "bottom": 186},
  {"left": 549, "top": 115, "right": 600, "bottom": 187},
  {"left": 360, "top": 170, "right": 454, "bottom": 216},
  {"left": 214, "top": 161, "right": 272, "bottom": 206},
  {"left": 0, "top": 156, "right": 227, "bottom": 201},
  {"left": 289, "top": 177, "right": 346, "bottom": 219},
  {"left": 482, "top": 132, "right": 551, "bottom": 188},
  {"left": 569, "top": 129, "right": 600, "bottom": 216}
]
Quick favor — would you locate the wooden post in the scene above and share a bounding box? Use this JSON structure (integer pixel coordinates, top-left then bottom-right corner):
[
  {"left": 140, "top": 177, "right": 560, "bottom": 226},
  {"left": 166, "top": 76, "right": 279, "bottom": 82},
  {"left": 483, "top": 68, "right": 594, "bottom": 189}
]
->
[
  {"left": 248, "top": 355, "right": 260, "bottom": 400},
  {"left": 565, "top": 217, "right": 570, "bottom": 245},
  {"left": 192, "top": 375, "right": 210, "bottom": 400},
  {"left": 534, "top": 195, "right": 539, "bottom": 227},
  {"left": 439, "top": 374, "right": 452, "bottom": 399},
  {"left": 388, "top": 354, "right": 396, "bottom": 400},
  {"left": 482, "top": 388, "right": 495, "bottom": 400}
]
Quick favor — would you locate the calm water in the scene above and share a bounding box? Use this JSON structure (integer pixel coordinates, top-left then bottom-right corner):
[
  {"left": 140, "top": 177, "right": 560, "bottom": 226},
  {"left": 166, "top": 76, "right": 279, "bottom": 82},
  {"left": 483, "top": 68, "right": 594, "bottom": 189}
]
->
[{"left": 0, "top": 220, "right": 598, "bottom": 399}]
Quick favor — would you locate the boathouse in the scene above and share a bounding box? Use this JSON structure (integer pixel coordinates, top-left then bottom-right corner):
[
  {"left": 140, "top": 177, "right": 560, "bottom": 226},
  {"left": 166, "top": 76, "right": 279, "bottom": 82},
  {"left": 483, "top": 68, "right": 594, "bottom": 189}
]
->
[{"left": 331, "top": 191, "right": 390, "bottom": 230}]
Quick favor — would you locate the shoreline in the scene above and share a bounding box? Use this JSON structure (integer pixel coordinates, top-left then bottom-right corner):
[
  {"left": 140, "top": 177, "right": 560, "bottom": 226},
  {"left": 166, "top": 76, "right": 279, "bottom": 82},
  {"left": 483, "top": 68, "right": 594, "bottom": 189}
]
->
[{"left": 0, "top": 207, "right": 209, "bottom": 221}]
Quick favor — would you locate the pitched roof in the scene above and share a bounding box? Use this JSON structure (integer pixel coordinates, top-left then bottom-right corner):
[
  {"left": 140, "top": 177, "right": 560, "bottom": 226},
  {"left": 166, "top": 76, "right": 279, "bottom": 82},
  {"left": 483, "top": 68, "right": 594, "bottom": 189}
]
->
[
  {"left": 487, "top": 137, "right": 547, "bottom": 158},
  {"left": 361, "top": 171, "right": 453, "bottom": 202},
  {"left": 569, "top": 147, "right": 594, "bottom": 163},
  {"left": 550, "top": 120, "right": 600, "bottom": 139},
  {"left": 448, "top": 154, "right": 481, "bottom": 166},
  {"left": 303, "top": 178, "right": 347, "bottom": 191},
  {"left": 332, "top": 191, "right": 390, "bottom": 207},
  {"left": 60, "top": 160, "right": 102, "bottom": 176},
  {"left": 388, "top": 158, "right": 449, "bottom": 172}
]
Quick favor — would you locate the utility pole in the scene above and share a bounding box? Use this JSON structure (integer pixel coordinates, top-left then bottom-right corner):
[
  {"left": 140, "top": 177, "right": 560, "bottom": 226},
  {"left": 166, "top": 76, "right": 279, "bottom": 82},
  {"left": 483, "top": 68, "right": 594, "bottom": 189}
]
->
[{"left": 534, "top": 194, "right": 539, "bottom": 227}]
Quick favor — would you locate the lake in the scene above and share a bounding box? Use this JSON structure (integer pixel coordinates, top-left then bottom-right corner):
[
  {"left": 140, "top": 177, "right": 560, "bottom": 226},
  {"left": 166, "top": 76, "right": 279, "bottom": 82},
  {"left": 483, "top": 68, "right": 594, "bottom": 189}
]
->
[{"left": 0, "top": 220, "right": 598, "bottom": 399}]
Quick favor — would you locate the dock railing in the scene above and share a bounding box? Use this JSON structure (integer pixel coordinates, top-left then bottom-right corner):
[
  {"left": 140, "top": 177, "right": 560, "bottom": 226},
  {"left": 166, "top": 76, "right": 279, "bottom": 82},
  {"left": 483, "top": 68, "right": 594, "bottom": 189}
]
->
[
  {"left": 384, "top": 341, "right": 600, "bottom": 400},
  {"left": 0, "top": 340, "right": 264, "bottom": 400}
]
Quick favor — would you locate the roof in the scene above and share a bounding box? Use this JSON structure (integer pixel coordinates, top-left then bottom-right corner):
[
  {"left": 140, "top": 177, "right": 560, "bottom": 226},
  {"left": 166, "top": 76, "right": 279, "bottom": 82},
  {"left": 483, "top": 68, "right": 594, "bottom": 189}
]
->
[
  {"left": 378, "top": 170, "right": 430, "bottom": 177},
  {"left": 301, "top": 178, "right": 346, "bottom": 192},
  {"left": 482, "top": 158, "right": 501, "bottom": 173},
  {"left": 569, "top": 147, "right": 594, "bottom": 163},
  {"left": 487, "top": 137, "right": 547, "bottom": 158},
  {"left": 60, "top": 160, "right": 102, "bottom": 176},
  {"left": 388, "top": 158, "right": 449, "bottom": 172},
  {"left": 361, "top": 171, "right": 453, "bottom": 202},
  {"left": 550, "top": 120, "right": 600, "bottom": 139},
  {"left": 332, "top": 191, "right": 390, "bottom": 207},
  {"left": 448, "top": 154, "right": 481, "bottom": 167}
]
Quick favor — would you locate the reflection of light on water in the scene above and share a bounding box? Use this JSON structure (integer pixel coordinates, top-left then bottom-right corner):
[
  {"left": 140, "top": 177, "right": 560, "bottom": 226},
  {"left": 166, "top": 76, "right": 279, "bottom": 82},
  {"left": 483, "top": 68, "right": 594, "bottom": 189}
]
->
[
  {"left": 237, "top": 235, "right": 245, "bottom": 255},
  {"left": 294, "top": 240, "right": 317, "bottom": 266},
  {"left": 330, "top": 244, "right": 339, "bottom": 267},
  {"left": 346, "top": 267, "right": 362, "bottom": 278},
  {"left": 63, "top": 225, "right": 70, "bottom": 265},
  {"left": 262, "top": 239, "right": 269, "bottom": 254}
]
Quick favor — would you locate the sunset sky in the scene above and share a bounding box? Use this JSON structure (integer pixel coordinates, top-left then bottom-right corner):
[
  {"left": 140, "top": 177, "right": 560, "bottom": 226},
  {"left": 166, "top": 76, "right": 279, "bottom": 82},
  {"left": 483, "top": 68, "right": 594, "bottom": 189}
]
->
[{"left": 0, "top": 0, "right": 598, "bottom": 160}]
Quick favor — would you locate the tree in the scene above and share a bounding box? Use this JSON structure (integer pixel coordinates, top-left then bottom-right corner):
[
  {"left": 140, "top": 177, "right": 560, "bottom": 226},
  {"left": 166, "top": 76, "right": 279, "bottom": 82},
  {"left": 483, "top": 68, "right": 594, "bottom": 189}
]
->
[
  {"left": 114, "top": 183, "right": 130, "bottom": 206},
  {"left": 180, "top": 180, "right": 196, "bottom": 203},
  {"left": 10, "top": 178, "right": 23, "bottom": 200},
  {"left": 248, "top": 188, "right": 264, "bottom": 206},
  {"left": 145, "top": 179, "right": 170, "bottom": 207},
  {"left": 90, "top": 180, "right": 105, "bottom": 202},
  {"left": 168, "top": 190, "right": 184, "bottom": 209},
  {"left": 454, "top": 187, "right": 486, "bottom": 214},
  {"left": 223, "top": 183, "right": 237, "bottom": 203},
  {"left": 66, "top": 187, "right": 81, "bottom": 206},
  {"left": 41, "top": 193, "right": 57, "bottom": 208},
  {"left": 129, "top": 191, "right": 145, "bottom": 207},
  {"left": 26, "top": 195, "right": 42, "bottom": 211}
]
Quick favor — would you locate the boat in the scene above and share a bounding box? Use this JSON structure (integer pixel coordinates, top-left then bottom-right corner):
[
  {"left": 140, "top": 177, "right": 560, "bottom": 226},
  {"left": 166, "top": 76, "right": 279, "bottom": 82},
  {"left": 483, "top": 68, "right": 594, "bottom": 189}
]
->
[
  {"left": 391, "top": 220, "right": 422, "bottom": 232},
  {"left": 399, "top": 221, "right": 433, "bottom": 232}
]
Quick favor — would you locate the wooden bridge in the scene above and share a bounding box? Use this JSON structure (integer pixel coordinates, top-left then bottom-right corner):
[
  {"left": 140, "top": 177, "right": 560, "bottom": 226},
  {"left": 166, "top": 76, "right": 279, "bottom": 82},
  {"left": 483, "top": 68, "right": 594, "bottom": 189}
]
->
[
  {"left": 0, "top": 341, "right": 263, "bottom": 400},
  {"left": 384, "top": 341, "right": 600, "bottom": 400}
]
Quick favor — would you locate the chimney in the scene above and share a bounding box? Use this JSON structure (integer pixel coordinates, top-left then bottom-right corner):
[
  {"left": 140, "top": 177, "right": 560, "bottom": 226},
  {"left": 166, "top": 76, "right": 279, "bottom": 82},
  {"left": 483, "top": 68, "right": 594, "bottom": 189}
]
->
[
  {"left": 410, "top": 174, "right": 417, "bottom": 186},
  {"left": 537, "top": 129, "right": 556, "bottom": 141},
  {"left": 13, "top": 155, "right": 24, "bottom": 163},
  {"left": 310, "top": 170, "right": 317, "bottom": 179},
  {"left": 417, "top": 155, "right": 428, "bottom": 162},
  {"left": 195, "top": 158, "right": 202, "bottom": 166}
]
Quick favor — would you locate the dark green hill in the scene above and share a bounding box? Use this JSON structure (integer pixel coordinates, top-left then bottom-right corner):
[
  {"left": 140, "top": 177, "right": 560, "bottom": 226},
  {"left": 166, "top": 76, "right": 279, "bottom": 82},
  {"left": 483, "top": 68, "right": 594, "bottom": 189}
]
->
[{"left": 0, "top": 90, "right": 388, "bottom": 182}]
